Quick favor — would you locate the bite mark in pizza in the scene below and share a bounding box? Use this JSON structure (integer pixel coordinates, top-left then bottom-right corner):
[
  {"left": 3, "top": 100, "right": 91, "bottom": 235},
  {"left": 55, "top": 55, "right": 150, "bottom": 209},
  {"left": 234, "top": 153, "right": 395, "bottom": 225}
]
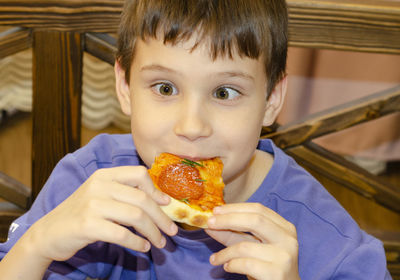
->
[{"left": 148, "top": 153, "right": 225, "bottom": 228}]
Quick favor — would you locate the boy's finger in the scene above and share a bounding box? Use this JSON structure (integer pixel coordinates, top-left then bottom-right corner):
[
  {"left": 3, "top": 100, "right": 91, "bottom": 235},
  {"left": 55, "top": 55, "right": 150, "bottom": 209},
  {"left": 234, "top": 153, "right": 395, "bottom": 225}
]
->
[
  {"left": 93, "top": 219, "right": 151, "bottom": 252},
  {"left": 214, "top": 203, "right": 295, "bottom": 235},
  {"left": 98, "top": 199, "right": 167, "bottom": 248},
  {"left": 108, "top": 182, "right": 178, "bottom": 236},
  {"left": 106, "top": 166, "right": 170, "bottom": 205},
  {"left": 210, "top": 242, "right": 284, "bottom": 266},
  {"left": 222, "top": 258, "right": 277, "bottom": 280},
  {"left": 205, "top": 229, "right": 258, "bottom": 247},
  {"left": 208, "top": 212, "right": 294, "bottom": 245}
]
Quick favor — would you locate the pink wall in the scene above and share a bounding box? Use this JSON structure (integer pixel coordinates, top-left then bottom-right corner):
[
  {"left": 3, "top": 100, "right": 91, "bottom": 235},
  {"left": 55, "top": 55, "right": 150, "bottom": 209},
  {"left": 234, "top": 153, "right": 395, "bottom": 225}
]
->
[{"left": 279, "top": 48, "right": 400, "bottom": 161}]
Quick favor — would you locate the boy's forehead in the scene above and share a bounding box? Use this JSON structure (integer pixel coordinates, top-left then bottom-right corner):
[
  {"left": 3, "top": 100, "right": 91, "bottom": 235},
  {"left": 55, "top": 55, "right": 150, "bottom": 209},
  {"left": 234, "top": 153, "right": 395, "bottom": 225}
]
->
[
  {"left": 135, "top": 36, "right": 265, "bottom": 71},
  {"left": 141, "top": 33, "right": 217, "bottom": 59}
]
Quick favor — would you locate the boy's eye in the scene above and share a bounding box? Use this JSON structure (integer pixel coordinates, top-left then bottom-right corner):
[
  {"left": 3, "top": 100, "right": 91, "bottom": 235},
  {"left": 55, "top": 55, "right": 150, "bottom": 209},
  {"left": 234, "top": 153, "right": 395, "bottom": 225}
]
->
[
  {"left": 214, "top": 87, "right": 240, "bottom": 100},
  {"left": 154, "top": 83, "right": 177, "bottom": 96}
]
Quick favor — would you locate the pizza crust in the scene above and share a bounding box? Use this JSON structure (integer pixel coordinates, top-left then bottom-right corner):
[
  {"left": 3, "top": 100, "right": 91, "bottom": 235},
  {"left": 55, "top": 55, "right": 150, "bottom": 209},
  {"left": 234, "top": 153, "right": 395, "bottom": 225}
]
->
[{"left": 161, "top": 194, "right": 213, "bottom": 228}]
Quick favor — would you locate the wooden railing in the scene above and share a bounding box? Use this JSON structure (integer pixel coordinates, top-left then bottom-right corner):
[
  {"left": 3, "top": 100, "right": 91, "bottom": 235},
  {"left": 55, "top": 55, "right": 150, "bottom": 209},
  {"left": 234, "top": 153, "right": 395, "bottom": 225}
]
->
[
  {"left": 1, "top": 0, "right": 399, "bottom": 276},
  {"left": 263, "top": 86, "right": 400, "bottom": 212}
]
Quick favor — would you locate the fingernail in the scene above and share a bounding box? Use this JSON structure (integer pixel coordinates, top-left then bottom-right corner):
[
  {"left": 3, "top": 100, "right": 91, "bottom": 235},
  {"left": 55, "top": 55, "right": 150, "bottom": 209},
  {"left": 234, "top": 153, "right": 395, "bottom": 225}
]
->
[
  {"left": 170, "top": 223, "right": 178, "bottom": 235},
  {"left": 159, "top": 236, "right": 166, "bottom": 248},
  {"left": 162, "top": 194, "right": 170, "bottom": 203},
  {"left": 209, "top": 254, "right": 215, "bottom": 265},
  {"left": 223, "top": 262, "right": 229, "bottom": 271},
  {"left": 213, "top": 206, "right": 221, "bottom": 214},
  {"left": 143, "top": 241, "right": 151, "bottom": 252}
]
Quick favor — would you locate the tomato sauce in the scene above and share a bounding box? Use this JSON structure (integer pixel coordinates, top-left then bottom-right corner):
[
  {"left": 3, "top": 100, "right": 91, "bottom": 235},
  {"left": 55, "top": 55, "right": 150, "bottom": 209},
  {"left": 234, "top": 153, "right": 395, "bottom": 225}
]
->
[{"left": 149, "top": 153, "right": 225, "bottom": 211}]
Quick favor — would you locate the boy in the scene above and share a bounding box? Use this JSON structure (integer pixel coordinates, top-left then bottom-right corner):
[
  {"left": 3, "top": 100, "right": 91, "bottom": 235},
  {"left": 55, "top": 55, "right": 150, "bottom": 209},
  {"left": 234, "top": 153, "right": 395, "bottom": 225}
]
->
[{"left": 0, "top": 0, "right": 390, "bottom": 279}]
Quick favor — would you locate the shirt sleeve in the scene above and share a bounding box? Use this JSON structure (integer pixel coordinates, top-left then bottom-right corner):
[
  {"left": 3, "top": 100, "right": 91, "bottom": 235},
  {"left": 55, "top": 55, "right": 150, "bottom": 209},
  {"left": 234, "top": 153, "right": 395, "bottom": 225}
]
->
[
  {"left": 0, "top": 153, "right": 102, "bottom": 279},
  {"left": 331, "top": 235, "right": 392, "bottom": 280}
]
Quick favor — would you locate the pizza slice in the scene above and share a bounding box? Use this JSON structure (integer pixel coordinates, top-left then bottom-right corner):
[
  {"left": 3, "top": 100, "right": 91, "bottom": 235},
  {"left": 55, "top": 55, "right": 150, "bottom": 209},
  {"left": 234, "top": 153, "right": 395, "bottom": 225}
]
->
[{"left": 148, "top": 153, "right": 225, "bottom": 228}]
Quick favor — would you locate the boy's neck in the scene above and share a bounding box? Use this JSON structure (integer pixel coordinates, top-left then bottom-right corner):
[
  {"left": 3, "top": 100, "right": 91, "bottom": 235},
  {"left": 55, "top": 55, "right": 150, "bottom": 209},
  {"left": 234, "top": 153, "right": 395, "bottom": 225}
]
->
[{"left": 224, "top": 150, "right": 273, "bottom": 204}]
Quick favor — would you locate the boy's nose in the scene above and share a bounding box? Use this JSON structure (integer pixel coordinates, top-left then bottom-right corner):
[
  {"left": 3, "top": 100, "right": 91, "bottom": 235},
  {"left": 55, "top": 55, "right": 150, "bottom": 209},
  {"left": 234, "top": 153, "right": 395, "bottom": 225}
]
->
[{"left": 173, "top": 102, "right": 212, "bottom": 141}]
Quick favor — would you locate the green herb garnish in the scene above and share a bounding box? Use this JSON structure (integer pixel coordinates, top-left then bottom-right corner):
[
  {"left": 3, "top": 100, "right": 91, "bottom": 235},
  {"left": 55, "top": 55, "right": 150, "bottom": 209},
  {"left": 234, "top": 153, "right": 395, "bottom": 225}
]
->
[
  {"left": 181, "top": 158, "right": 204, "bottom": 168},
  {"left": 180, "top": 198, "right": 190, "bottom": 205},
  {"left": 195, "top": 179, "right": 206, "bottom": 182}
]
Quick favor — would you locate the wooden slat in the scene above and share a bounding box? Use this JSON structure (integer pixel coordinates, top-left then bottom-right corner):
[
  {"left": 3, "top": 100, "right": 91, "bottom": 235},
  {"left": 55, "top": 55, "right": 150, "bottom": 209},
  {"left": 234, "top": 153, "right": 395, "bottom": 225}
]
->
[
  {"left": 288, "top": 0, "right": 400, "bottom": 54},
  {"left": 368, "top": 230, "right": 400, "bottom": 278},
  {"left": 385, "top": 241, "right": 400, "bottom": 278},
  {"left": 386, "top": 242, "right": 400, "bottom": 266},
  {"left": 0, "top": 171, "right": 30, "bottom": 210},
  {"left": 84, "top": 32, "right": 116, "bottom": 66},
  {"left": 388, "top": 267, "right": 400, "bottom": 278},
  {"left": 286, "top": 142, "right": 400, "bottom": 213},
  {"left": 0, "top": 26, "right": 31, "bottom": 59},
  {"left": 32, "top": 30, "right": 83, "bottom": 199},
  {"left": 0, "top": 0, "right": 123, "bottom": 32},
  {"left": 263, "top": 85, "right": 400, "bottom": 150},
  {"left": 0, "top": 0, "right": 399, "bottom": 54}
]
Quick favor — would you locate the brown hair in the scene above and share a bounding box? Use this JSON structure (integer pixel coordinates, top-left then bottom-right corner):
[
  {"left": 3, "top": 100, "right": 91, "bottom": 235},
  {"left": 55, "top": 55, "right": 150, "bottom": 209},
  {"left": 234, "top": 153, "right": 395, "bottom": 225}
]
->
[{"left": 116, "top": 0, "right": 288, "bottom": 97}]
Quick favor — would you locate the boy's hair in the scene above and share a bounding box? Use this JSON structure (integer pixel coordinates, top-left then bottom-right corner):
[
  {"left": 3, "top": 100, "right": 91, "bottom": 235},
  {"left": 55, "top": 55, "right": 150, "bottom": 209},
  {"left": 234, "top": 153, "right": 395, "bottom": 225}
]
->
[{"left": 116, "top": 0, "right": 288, "bottom": 97}]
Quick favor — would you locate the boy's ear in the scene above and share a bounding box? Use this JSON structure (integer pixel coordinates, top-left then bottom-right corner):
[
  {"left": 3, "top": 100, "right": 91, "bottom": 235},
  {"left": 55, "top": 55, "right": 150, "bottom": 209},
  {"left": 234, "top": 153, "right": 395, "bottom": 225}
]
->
[
  {"left": 263, "top": 75, "right": 287, "bottom": 126},
  {"left": 114, "top": 60, "right": 132, "bottom": 116}
]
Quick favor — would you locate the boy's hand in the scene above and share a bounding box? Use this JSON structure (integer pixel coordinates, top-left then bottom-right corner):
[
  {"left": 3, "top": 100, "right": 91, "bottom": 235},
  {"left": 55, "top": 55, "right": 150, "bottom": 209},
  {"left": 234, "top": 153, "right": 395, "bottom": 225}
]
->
[
  {"left": 27, "top": 166, "right": 178, "bottom": 262},
  {"left": 206, "top": 203, "right": 300, "bottom": 280}
]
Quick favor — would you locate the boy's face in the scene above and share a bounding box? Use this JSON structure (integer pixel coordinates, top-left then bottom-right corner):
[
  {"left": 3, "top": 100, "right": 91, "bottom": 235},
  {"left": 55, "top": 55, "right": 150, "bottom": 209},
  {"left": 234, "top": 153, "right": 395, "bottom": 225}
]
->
[{"left": 115, "top": 37, "right": 285, "bottom": 185}]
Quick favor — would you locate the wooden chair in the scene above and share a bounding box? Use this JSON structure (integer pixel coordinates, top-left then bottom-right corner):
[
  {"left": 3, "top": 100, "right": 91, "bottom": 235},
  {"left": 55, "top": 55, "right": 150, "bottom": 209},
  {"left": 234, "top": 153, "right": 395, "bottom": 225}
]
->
[{"left": 0, "top": 0, "right": 399, "bottom": 276}]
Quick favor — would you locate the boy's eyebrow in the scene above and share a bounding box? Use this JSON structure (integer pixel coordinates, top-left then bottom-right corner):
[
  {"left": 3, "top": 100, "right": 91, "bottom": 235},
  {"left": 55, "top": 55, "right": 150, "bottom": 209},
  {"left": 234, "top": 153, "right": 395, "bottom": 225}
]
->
[
  {"left": 141, "top": 64, "right": 255, "bottom": 82},
  {"left": 140, "top": 63, "right": 257, "bottom": 80},
  {"left": 140, "top": 64, "right": 179, "bottom": 75},
  {"left": 218, "top": 71, "right": 255, "bottom": 82}
]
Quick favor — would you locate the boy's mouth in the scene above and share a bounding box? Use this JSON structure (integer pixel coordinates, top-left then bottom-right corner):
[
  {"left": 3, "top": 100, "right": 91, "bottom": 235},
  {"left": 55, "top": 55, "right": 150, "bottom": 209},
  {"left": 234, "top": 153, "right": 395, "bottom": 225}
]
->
[{"left": 173, "top": 154, "right": 215, "bottom": 162}]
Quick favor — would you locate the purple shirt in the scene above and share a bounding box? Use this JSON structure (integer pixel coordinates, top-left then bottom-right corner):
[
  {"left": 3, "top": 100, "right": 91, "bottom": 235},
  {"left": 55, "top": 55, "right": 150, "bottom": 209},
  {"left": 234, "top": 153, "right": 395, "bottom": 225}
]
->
[{"left": 0, "top": 134, "right": 391, "bottom": 279}]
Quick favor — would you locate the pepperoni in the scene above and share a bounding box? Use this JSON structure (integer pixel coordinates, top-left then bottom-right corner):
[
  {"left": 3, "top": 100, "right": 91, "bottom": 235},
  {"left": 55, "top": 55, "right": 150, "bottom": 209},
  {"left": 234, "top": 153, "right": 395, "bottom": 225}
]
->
[{"left": 158, "top": 163, "right": 204, "bottom": 200}]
